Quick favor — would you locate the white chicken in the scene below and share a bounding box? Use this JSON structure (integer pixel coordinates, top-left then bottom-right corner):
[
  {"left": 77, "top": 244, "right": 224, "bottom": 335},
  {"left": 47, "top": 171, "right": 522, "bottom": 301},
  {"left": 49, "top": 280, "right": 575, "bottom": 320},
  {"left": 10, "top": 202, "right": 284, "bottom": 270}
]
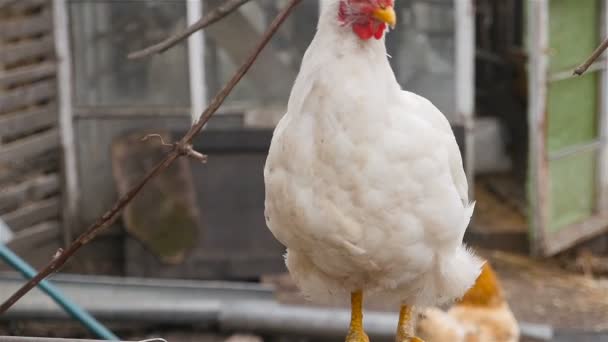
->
[{"left": 264, "top": 1, "right": 483, "bottom": 341}]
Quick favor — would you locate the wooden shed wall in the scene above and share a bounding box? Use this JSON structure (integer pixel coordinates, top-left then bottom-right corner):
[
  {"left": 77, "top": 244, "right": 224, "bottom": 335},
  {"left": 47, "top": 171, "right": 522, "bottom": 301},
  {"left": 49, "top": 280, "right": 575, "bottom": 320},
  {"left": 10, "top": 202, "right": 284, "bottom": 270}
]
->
[{"left": 0, "top": 0, "right": 63, "bottom": 268}]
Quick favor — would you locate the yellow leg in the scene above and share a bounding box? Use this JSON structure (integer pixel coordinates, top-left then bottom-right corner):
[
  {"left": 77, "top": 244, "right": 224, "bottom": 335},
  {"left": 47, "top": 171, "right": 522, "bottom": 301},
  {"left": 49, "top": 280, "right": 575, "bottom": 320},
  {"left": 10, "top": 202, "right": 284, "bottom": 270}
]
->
[
  {"left": 395, "top": 305, "right": 424, "bottom": 342},
  {"left": 346, "top": 290, "right": 369, "bottom": 342}
]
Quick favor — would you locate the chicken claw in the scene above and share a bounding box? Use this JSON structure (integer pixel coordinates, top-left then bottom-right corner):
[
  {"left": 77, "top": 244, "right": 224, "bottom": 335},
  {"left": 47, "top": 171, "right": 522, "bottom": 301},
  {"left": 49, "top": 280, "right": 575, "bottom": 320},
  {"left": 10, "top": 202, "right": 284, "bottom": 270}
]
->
[{"left": 396, "top": 305, "right": 425, "bottom": 342}]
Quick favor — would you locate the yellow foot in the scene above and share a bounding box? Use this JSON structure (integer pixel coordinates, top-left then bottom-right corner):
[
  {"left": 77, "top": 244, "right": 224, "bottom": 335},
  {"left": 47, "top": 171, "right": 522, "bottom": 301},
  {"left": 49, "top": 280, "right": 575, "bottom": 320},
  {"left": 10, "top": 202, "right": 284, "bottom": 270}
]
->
[
  {"left": 346, "top": 329, "right": 370, "bottom": 342},
  {"left": 395, "top": 305, "right": 424, "bottom": 342},
  {"left": 346, "top": 290, "right": 370, "bottom": 342}
]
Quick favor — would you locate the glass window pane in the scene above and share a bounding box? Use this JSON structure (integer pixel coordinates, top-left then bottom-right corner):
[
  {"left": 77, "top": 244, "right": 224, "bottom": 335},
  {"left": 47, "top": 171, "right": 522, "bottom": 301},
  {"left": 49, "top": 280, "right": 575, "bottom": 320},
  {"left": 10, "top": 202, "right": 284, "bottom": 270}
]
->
[
  {"left": 203, "top": 0, "right": 318, "bottom": 115},
  {"left": 69, "top": 0, "right": 190, "bottom": 107}
]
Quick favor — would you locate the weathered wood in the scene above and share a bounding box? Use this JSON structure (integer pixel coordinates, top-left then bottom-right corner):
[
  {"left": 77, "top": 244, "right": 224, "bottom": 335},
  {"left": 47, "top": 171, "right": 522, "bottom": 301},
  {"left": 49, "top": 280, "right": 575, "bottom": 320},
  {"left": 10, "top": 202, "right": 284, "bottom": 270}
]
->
[
  {"left": 0, "top": 236, "right": 62, "bottom": 271},
  {"left": 528, "top": 0, "right": 550, "bottom": 255},
  {"left": 53, "top": 0, "right": 77, "bottom": 247},
  {"left": 2, "top": 197, "right": 60, "bottom": 231},
  {"left": 0, "top": 8, "right": 52, "bottom": 41},
  {"left": 74, "top": 106, "right": 191, "bottom": 119},
  {"left": 112, "top": 132, "right": 200, "bottom": 264},
  {"left": 544, "top": 214, "right": 608, "bottom": 256},
  {"left": 0, "top": 80, "right": 56, "bottom": 114},
  {"left": 0, "top": 127, "right": 60, "bottom": 164},
  {"left": 0, "top": 0, "right": 48, "bottom": 12},
  {"left": 7, "top": 220, "right": 60, "bottom": 252},
  {"left": 0, "top": 62, "right": 55, "bottom": 87},
  {"left": 64, "top": 235, "right": 124, "bottom": 275},
  {"left": 0, "top": 174, "right": 59, "bottom": 213},
  {"left": 0, "top": 36, "right": 54, "bottom": 65},
  {"left": 0, "top": 104, "right": 57, "bottom": 137},
  {"left": 599, "top": 0, "right": 608, "bottom": 214},
  {"left": 0, "top": 152, "right": 59, "bottom": 185}
]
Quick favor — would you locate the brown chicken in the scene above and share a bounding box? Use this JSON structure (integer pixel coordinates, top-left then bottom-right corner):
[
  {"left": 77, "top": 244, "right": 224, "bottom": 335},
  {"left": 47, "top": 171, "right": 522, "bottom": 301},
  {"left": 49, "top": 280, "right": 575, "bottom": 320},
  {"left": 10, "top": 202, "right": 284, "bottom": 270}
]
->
[{"left": 416, "top": 262, "right": 519, "bottom": 342}]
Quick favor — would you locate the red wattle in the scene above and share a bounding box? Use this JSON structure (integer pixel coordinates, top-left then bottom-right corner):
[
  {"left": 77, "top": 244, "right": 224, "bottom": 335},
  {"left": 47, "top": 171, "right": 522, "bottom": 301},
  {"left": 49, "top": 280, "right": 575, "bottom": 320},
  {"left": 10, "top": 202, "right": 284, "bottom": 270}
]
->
[
  {"left": 374, "top": 23, "right": 386, "bottom": 39},
  {"left": 353, "top": 21, "right": 386, "bottom": 40},
  {"left": 353, "top": 22, "right": 374, "bottom": 40}
]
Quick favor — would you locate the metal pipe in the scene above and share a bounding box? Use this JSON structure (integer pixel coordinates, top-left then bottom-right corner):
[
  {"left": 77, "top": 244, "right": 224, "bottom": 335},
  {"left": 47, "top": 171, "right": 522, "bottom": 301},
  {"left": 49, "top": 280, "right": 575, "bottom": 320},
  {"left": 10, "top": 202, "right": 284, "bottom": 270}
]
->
[
  {"left": 219, "top": 300, "right": 396, "bottom": 339},
  {"left": 0, "top": 272, "right": 272, "bottom": 324}
]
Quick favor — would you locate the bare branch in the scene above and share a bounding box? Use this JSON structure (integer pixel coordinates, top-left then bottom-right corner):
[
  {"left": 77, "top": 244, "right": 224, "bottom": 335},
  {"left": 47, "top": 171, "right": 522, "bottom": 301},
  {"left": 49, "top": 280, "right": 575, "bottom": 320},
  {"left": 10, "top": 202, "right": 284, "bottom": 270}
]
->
[
  {"left": 0, "top": 0, "right": 303, "bottom": 314},
  {"left": 574, "top": 37, "right": 608, "bottom": 76},
  {"left": 128, "top": 0, "right": 252, "bottom": 60}
]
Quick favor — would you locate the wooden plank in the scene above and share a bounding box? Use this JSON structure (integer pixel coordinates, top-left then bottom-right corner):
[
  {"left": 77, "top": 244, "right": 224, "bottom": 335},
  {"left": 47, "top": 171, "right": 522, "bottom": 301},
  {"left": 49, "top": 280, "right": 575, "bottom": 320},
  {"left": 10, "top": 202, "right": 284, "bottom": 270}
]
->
[
  {"left": 0, "top": 151, "right": 59, "bottom": 184},
  {"left": 0, "top": 36, "right": 54, "bottom": 65},
  {"left": 0, "top": 127, "right": 60, "bottom": 164},
  {"left": 0, "top": 238, "right": 62, "bottom": 271},
  {"left": 544, "top": 214, "right": 608, "bottom": 256},
  {"left": 0, "top": 173, "right": 60, "bottom": 213},
  {"left": 0, "top": 8, "right": 52, "bottom": 41},
  {"left": 7, "top": 220, "right": 60, "bottom": 253},
  {"left": 74, "top": 106, "right": 192, "bottom": 118},
  {"left": 599, "top": 0, "right": 608, "bottom": 214},
  {"left": 2, "top": 197, "right": 60, "bottom": 231},
  {"left": 0, "top": 62, "right": 55, "bottom": 87},
  {"left": 0, "top": 0, "right": 48, "bottom": 12},
  {"left": 0, "top": 104, "right": 57, "bottom": 137},
  {"left": 0, "top": 79, "right": 56, "bottom": 114}
]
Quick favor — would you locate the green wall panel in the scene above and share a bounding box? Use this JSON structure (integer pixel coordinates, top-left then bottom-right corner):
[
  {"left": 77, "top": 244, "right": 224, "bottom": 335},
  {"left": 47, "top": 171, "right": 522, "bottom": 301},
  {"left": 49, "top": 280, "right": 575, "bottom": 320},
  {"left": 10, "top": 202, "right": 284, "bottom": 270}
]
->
[
  {"left": 547, "top": 73, "right": 599, "bottom": 152},
  {"left": 545, "top": 0, "right": 600, "bottom": 234},
  {"left": 549, "top": 0, "right": 599, "bottom": 73},
  {"left": 548, "top": 151, "right": 597, "bottom": 231}
]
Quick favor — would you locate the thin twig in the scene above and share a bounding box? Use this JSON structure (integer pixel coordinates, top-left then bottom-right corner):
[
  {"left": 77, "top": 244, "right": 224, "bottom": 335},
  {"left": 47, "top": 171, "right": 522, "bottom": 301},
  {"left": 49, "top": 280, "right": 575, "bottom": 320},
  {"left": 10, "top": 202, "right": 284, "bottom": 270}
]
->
[
  {"left": 0, "top": 0, "right": 303, "bottom": 314},
  {"left": 142, "top": 134, "right": 208, "bottom": 163},
  {"left": 128, "top": 0, "right": 252, "bottom": 60},
  {"left": 141, "top": 133, "right": 172, "bottom": 147},
  {"left": 574, "top": 37, "right": 608, "bottom": 76}
]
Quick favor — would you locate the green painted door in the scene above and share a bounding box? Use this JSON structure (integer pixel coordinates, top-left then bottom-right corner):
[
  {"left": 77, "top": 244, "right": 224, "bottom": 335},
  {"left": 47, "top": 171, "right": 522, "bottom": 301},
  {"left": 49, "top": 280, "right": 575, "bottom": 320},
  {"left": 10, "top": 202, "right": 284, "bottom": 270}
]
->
[{"left": 528, "top": 0, "right": 608, "bottom": 256}]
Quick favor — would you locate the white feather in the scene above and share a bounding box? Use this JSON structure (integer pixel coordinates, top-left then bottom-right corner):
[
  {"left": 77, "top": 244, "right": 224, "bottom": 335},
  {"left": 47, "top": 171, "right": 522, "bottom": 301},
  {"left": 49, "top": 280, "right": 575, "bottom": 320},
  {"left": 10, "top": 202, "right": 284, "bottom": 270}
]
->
[{"left": 264, "top": 0, "right": 482, "bottom": 308}]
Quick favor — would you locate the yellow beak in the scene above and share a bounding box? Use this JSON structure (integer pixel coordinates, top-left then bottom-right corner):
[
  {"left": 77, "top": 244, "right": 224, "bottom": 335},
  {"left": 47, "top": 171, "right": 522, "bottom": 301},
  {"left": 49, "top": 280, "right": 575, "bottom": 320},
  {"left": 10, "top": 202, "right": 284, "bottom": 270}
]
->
[{"left": 372, "top": 6, "right": 397, "bottom": 29}]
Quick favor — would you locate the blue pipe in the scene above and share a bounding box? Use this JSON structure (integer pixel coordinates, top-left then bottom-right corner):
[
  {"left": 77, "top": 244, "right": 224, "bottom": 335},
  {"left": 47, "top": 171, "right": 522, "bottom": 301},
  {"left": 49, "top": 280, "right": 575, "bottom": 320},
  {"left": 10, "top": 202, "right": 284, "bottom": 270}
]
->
[{"left": 0, "top": 244, "right": 119, "bottom": 340}]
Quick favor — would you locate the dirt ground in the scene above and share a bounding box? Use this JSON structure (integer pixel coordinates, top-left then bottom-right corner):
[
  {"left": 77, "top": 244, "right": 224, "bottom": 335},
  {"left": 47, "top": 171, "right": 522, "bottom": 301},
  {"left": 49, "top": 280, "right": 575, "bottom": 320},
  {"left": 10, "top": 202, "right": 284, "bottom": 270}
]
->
[{"left": 481, "top": 249, "right": 608, "bottom": 332}]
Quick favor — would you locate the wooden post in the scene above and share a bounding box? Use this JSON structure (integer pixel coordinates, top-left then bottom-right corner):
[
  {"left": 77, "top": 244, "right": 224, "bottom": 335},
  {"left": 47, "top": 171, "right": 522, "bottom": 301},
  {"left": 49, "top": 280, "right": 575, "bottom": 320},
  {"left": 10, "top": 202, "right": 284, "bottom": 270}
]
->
[
  {"left": 527, "top": 0, "right": 550, "bottom": 255},
  {"left": 53, "top": 0, "right": 80, "bottom": 245},
  {"left": 599, "top": 0, "right": 608, "bottom": 214}
]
